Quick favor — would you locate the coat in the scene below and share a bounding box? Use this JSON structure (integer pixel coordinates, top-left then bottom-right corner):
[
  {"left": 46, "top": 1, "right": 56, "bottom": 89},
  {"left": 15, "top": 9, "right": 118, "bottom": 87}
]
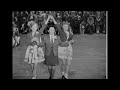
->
[{"left": 39, "top": 34, "right": 69, "bottom": 56}]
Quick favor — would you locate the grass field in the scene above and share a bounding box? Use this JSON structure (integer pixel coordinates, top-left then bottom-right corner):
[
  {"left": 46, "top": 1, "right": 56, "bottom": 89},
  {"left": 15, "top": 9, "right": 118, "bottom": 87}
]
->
[{"left": 12, "top": 34, "right": 106, "bottom": 79}]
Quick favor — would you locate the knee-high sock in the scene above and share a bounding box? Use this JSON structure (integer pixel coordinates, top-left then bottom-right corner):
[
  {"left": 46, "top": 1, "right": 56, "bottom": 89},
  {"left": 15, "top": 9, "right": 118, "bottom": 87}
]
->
[
  {"left": 48, "top": 66, "right": 52, "bottom": 77},
  {"left": 51, "top": 67, "right": 55, "bottom": 79},
  {"left": 65, "top": 65, "right": 69, "bottom": 78},
  {"left": 65, "top": 59, "right": 70, "bottom": 78},
  {"left": 60, "top": 59, "right": 65, "bottom": 76},
  {"left": 33, "top": 63, "right": 37, "bottom": 78}
]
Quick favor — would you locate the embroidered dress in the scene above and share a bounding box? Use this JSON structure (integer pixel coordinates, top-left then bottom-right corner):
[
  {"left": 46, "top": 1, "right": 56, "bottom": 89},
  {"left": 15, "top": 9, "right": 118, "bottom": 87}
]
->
[
  {"left": 27, "top": 44, "right": 45, "bottom": 64},
  {"left": 24, "top": 32, "right": 45, "bottom": 64},
  {"left": 58, "top": 30, "right": 73, "bottom": 61}
]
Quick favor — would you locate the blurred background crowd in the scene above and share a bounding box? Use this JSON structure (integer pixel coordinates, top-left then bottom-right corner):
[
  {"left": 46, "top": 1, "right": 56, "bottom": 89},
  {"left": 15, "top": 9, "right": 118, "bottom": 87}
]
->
[{"left": 12, "top": 11, "right": 106, "bottom": 36}]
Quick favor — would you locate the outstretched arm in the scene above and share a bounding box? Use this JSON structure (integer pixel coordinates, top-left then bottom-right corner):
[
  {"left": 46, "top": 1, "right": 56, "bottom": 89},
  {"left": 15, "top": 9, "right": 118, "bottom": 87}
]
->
[
  {"left": 39, "top": 23, "right": 47, "bottom": 34},
  {"left": 38, "top": 35, "right": 45, "bottom": 47},
  {"left": 45, "top": 15, "right": 50, "bottom": 24},
  {"left": 55, "top": 24, "right": 67, "bottom": 42},
  {"left": 39, "top": 15, "right": 51, "bottom": 34},
  {"left": 49, "top": 15, "right": 67, "bottom": 42}
]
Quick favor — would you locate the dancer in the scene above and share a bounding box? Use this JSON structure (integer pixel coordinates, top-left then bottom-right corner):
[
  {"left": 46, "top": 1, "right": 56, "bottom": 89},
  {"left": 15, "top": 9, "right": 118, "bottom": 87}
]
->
[
  {"left": 48, "top": 15, "right": 72, "bottom": 79},
  {"left": 24, "top": 21, "right": 45, "bottom": 79},
  {"left": 39, "top": 15, "right": 69, "bottom": 79},
  {"left": 58, "top": 21, "right": 74, "bottom": 79}
]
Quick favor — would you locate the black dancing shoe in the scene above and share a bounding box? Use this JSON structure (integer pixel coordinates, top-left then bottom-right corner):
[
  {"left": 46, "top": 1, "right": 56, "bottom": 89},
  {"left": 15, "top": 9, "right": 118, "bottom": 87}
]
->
[
  {"left": 49, "top": 76, "right": 51, "bottom": 79},
  {"left": 62, "top": 75, "right": 67, "bottom": 79}
]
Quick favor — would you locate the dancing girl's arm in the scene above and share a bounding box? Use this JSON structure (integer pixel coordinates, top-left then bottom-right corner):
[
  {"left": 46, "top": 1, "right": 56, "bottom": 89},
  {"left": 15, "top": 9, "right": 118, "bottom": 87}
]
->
[
  {"left": 58, "top": 36, "right": 69, "bottom": 47},
  {"left": 68, "top": 27, "right": 73, "bottom": 42},
  {"left": 38, "top": 15, "right": 51, "bottom": 47},
  {"left": 38, "top": 35, "right": 45, "bottom": 47}
]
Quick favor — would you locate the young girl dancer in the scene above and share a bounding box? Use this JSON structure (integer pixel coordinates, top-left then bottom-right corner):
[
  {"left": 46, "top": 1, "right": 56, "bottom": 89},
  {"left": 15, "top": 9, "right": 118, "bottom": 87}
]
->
[{"left": 24, "top": 21, "right": 45, "bottom": 79}]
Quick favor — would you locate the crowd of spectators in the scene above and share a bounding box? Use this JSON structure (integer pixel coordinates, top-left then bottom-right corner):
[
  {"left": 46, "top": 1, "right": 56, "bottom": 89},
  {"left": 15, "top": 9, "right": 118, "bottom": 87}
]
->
[{"left": 12, "top": 11, "right": 106, "bottom": 35}]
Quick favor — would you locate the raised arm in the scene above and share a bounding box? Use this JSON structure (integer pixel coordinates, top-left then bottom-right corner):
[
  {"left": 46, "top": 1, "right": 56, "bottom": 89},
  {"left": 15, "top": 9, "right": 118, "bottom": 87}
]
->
[
  {"left": 38, "top": 35, "right": 45, "bottom": 47},
  {"left": 39, "top": 15, "right": 52, "bottom": 34},
  {"left": 39, "top": 22, "right": 47, "bottom": 34},
  {"left": 55, "top": 24, "right": 67, "bottom": 42},
  {"left": 49, "top": 15, "right": 67, "bottom": 42}
]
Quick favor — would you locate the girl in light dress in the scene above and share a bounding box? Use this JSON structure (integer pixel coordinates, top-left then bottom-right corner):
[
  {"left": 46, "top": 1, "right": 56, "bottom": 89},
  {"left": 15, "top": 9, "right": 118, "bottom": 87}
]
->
[
  {"left": 12, "top": 26, "right": 20, "bottom": 47},
  {"left": 24, "top": 21, "right": 45, "bottom": 79},
  {"left": 58, "top": 21, "right": 74, "bottom": 79}
]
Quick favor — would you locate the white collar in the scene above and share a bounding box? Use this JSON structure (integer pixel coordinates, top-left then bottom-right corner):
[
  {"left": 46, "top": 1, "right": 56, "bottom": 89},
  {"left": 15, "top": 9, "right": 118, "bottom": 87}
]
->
[{"left": 49, "top": 34, "right": 57, "bottom": 39}]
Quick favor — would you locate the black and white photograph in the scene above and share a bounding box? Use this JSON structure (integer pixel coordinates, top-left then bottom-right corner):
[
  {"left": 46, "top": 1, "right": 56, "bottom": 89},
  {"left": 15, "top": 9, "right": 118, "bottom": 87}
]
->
[{"left": 12, "top": 11, "right": 107, "bottom": 79}]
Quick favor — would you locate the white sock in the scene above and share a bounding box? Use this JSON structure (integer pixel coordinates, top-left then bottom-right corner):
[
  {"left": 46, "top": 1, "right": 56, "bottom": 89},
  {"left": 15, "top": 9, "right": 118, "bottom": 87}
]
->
[
  {"left": 65, "top": 73, "right": 68, "bottom": 79},
  {"left": 32, "top": 76, "right": 36, "bottom": 79},
  {"left": 62, "top": 72, "right": 65, "bottom": 76}
]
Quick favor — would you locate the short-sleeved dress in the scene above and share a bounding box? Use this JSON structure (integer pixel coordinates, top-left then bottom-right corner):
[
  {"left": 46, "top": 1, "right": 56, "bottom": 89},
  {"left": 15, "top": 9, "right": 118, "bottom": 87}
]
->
[
  {"left": 58, "top": 30, "right": 73, "bottom": 62},
  {"left": 24, "top": 32, "right": 45, "bottom": 64}
]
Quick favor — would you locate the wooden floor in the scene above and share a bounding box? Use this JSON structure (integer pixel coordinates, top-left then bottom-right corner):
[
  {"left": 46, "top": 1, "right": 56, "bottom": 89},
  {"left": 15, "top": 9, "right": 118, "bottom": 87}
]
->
[{"left": 12, "top": 34, "right": 106, "bottom": 79}]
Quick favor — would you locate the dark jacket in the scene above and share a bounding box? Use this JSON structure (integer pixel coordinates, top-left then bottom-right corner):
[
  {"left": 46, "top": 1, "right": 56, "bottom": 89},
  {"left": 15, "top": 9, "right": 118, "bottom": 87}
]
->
[{"left": 39, "top": 34, "right": 69, "bottom": 56}]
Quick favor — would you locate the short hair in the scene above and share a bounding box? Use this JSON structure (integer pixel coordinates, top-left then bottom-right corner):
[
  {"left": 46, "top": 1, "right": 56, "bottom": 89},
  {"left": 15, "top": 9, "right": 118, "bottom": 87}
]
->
[{"left": 48, "top": 27, "right": 55, "bottom": 32}]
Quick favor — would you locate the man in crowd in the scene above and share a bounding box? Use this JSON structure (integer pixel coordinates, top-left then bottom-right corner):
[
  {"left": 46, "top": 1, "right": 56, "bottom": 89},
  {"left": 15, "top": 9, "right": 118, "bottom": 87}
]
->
[{"left": 86, "top": 14, "right": 95, "bottom": 34}]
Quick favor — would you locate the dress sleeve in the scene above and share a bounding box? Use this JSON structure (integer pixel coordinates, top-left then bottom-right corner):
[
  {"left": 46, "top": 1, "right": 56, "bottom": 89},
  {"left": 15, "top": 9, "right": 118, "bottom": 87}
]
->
[
  {"left": 55, "top": 24, "right": 67, "bottom": 42},
  {"left": 26, "top": 33, "right": 32, "bottom": 46},
  {"left": 58, "top": 36, "right": 69, "bottom": 47},
  {"left": 68, "top": 27, "right": 73, "bottom": 42},
  {"left": 68, "top": 32, "right": 73, "bottom": 42},
  {"left": 39, "top": 22, "right": 47, "bottom": 34},
  {"left": 38, "top": 35, "right": 45, "bottom": 47}
]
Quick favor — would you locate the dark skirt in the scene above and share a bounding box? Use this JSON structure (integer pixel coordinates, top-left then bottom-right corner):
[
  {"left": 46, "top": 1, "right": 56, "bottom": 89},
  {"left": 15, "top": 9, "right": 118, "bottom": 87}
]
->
[{"left": 44, "top": 49, "right": 59, "bottom": 66}]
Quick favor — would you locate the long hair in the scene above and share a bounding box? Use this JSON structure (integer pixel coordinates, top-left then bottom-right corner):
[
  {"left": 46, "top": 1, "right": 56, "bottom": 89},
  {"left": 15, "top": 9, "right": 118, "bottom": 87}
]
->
[{"left": 62, "top": 23, "right": 73, "bottom": 39}]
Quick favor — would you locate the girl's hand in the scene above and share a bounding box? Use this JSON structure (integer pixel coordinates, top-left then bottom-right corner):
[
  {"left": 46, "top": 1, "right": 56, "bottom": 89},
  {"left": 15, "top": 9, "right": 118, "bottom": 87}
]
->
[
  {"left": 45, "top": 15, "right": 51, "bottom": 24},
  {"left": 70, "top": 40, "right": 74, "bottom": 44},
  {"left": 49, "top": 15, "right": 57, "bottom": 24}
]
